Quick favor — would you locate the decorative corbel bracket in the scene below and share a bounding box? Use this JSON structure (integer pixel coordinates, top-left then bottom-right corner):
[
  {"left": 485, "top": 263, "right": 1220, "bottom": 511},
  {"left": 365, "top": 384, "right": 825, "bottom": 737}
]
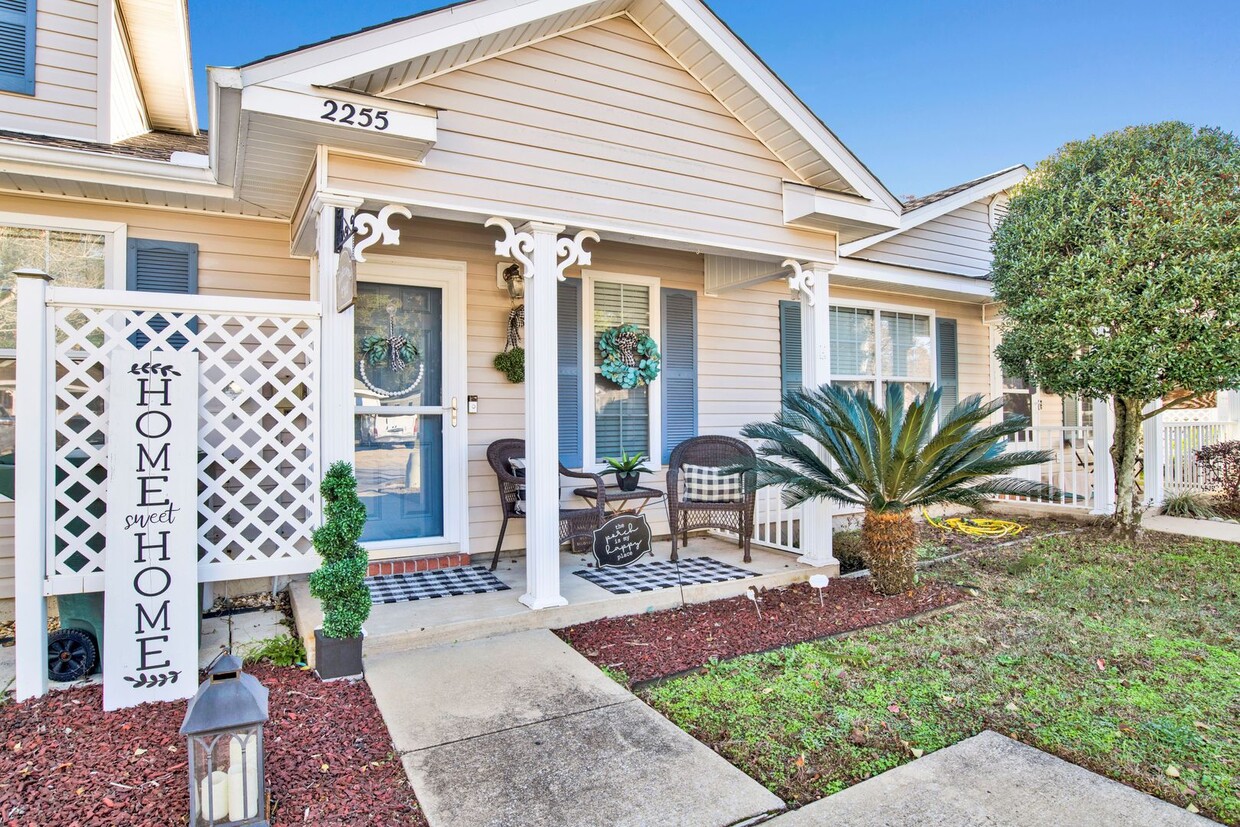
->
[
  {"left": 784, "top": 259, "right": 817, "bottom": 306},
  {"left": 485, "top": 217, "right": 535, "bottom": 275},
  {"left": 555, "top": 230, "right": 599, "bottom": 281},
  {"left": 353, "top": 204, "right": 413, "bottom": 262}
]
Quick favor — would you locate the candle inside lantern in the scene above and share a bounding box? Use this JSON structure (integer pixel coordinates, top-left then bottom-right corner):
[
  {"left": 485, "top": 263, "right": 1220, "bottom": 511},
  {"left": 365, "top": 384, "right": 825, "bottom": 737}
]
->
[
  {"left": 229, "top": 733, "right": 258, "bottom": 773},
  {"left": 198, "top": 770, "right": 228, "bottom": 822},
  {"left": 228, "top": 764, "right": 260, "bottom": 821}
]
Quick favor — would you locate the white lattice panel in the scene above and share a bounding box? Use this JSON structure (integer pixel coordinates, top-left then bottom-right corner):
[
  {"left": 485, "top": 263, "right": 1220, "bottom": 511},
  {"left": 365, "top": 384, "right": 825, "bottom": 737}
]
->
[{"left": 46, "top": 289, "right": 321, "bottom": 591}]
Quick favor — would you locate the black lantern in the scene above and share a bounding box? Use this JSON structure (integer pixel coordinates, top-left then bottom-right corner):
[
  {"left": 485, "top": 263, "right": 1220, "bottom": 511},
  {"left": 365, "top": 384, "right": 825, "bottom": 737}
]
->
[
  {"left": 180, "top": 653, "right": 270, "bottom": 826},
  {"left": 502, "top": 263, "right": 525, "bottom": 299}
]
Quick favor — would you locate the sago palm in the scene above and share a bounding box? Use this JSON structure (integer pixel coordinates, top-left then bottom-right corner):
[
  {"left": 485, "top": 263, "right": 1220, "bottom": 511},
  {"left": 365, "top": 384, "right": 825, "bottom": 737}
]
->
[{"left": 740, "top": 384, "right": 1059, "bottom": 595}]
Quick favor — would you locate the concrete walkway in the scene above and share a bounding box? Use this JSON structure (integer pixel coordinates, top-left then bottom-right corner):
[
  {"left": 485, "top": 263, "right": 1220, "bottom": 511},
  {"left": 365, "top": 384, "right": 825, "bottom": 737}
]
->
[
  {"left": 365, "top": 630, "right": 784, "bottom": 827},
  {"left": 1143, "top": 513, "right": 1240, "bottom": 543},
  {"left": 769, "top": 730, "right": 1216, "bottom": 826}
]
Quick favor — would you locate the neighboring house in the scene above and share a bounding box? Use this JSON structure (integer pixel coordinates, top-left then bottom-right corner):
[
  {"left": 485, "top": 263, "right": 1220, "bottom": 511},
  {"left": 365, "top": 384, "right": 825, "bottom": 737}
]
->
[{"left": 1, "top": 0, "right": 1043, "bottom": 693}]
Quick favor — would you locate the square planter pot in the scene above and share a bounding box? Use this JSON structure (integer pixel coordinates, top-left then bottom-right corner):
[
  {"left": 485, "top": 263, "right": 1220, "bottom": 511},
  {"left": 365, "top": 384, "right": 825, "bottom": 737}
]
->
[{"left": 314, "top": 628, "right": 363, "bottom": 680}]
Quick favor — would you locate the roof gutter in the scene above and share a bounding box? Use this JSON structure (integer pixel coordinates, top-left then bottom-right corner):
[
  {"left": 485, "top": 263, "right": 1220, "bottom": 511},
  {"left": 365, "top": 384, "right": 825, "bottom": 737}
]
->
[{"left": 0, "top": 141, "right": 233, "bottom": 199}]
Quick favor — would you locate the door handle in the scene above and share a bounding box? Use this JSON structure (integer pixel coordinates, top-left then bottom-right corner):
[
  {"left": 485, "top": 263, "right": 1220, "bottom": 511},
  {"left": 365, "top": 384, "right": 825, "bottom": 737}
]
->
[{"left": 450, "top": 396, "right": 458, "bottom": 428}]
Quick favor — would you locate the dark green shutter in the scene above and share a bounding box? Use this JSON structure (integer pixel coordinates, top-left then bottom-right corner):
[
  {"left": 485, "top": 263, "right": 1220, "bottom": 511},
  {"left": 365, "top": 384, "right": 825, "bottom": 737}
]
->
[
  {"left": 0, "top": 0, "right": 35, "bottom": 95},
  {"left": 127, "top": 238, "right": 198, "bottom": 349},
  {"left": 779, "top": 300, "right": 803, "bottom": 406},
  {"left": 660, "top": 288, "right": 697, "bottom": 463},
  {"left": 936, "top": 317, "right": 959, "bottom": 415},
  {"left": 558, "top": 278, "right": 583, "bottom": 467}
]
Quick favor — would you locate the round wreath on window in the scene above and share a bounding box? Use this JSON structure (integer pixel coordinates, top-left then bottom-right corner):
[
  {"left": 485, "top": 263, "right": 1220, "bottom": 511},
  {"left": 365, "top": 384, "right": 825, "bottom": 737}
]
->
[{"left": 598, "top": 323, "right": 660, "bottom": 389}]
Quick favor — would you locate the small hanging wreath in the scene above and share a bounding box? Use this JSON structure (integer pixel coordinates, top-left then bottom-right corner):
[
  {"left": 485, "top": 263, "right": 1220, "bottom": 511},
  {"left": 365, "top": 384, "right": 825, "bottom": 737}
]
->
[
  {"left": 358, "top": 307, "right": 424, "bottom": 399},
  {"left": 598, "top": 323, "right": 660, "bottom": 389}
]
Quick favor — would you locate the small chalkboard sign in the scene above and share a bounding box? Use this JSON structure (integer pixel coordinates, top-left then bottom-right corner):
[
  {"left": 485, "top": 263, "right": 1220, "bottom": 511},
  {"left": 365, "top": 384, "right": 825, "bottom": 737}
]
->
[{"left": 591, "top": 513, "right": 653, "bottom": 568}]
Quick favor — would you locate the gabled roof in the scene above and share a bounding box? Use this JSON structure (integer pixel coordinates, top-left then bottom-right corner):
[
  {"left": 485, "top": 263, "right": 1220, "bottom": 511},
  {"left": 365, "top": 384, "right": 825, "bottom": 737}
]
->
[
  {"left": 237, "top": 0, "right": 901, "bottom": 213},
  {"left": 117, "top": 0, "right": 198, "bottom": 134},
  {"left": 841, "top": 164, "right": 1028, "bottom": 258}
]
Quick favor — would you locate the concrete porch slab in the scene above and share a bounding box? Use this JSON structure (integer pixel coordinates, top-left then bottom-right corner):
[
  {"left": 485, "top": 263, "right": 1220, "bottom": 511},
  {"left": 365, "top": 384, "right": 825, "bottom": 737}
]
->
[
  {"left": 768, "top": 730, "right": 1215, "bottom": 826},
  {"left": 292, "top": 536, "right": 835, "bottom": 665}
]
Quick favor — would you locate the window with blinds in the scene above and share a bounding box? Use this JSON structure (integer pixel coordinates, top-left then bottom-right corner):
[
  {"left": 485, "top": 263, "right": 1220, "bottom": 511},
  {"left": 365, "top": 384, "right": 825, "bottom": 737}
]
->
[
  {"left": 593, "top": 281, "right": 651, "bottom": 462},
  {"left": 828, "top": 305, "right": 934, "bottom": 401}
]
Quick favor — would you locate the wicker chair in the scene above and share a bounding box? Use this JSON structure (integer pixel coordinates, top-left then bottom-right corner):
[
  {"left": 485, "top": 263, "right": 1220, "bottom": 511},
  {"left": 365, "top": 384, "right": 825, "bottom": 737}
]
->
[
  {"left": 666, "top": 435, "right": 757, "bottom": 563},
  {"left": 486, "top": 438, "right": 607, "bottom": 570}
]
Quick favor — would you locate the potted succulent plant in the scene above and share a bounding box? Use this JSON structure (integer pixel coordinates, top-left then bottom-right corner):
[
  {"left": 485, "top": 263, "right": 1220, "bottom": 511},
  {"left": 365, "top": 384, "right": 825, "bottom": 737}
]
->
[
  {"left": 308, "top": 461, "right": 371, "bottom": 680},
  {"left": 604, "top": 451, "right": 651, "bottom": 492}
]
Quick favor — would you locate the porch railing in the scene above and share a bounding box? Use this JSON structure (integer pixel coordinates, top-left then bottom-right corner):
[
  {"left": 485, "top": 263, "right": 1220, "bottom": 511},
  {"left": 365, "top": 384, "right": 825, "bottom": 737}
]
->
[
  {"left": 1161, "top": 420, "right": 1238, "bottom": 495},
  {"left": 25, "top": 284, "right": 322, "bottom": 595},
  {"left": 997, "top": 426, "right": 1097, "bottom": 510}
]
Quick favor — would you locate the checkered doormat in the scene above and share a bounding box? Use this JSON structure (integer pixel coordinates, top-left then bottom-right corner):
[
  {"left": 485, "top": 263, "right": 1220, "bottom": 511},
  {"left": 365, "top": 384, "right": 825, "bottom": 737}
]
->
[
  {"left": 366, "top": 566, "right": 511, "bottom": 604},
  {"left": 573, "top": 556, "right": 756, "bottom": 595}
]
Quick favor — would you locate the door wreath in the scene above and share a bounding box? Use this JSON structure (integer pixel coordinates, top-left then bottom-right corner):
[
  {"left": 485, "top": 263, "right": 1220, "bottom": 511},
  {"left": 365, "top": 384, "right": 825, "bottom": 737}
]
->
[
  {"left": 358, "top": 307, "right": 424, "bottom": 398},
  {"left": 598, "top": 324, "right": 660, "bottom": 389}
]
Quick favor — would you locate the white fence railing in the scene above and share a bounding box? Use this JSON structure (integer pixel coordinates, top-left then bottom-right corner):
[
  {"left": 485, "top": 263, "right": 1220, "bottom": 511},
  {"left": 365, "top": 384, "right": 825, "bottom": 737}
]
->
[
  {"left": 25, "top": 284, "right": 322, "bottom": 594},
  {"left": 751, "top": 483, "right": 801, "bottom": 552},
  {"left": 999, "top": 426, "right": 1097, "bottom": 510},
  {"left": 1161, "top": 420, "right": 1238, "bottom": 495}
]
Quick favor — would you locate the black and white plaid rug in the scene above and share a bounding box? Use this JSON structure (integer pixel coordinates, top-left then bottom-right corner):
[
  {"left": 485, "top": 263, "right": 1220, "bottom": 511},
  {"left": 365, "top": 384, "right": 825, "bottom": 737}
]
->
[
  {"left": 573, "top": 556, "right": 756, "bottom": 594},
  {"left": 366, "top": 566, "right": 511, "bottom": 604}
]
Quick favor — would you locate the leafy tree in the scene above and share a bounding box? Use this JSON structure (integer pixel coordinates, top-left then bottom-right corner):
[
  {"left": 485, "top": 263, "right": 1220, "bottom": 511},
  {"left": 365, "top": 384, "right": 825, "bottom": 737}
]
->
[
  {"left": 992, "top": 122, "right": 1240, "bottom": 534},
  {"left": 309, "top": 462, "right": 371, "bottom": 638},
  {"left": 741, "top": 385, "right": 1056, "bottom": 595}
]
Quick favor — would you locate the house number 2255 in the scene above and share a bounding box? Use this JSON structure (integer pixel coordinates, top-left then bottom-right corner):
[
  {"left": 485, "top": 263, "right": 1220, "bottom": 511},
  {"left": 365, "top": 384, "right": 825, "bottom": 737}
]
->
[{"left": 321, "top": 100, "right": 390, "bottom": 131}]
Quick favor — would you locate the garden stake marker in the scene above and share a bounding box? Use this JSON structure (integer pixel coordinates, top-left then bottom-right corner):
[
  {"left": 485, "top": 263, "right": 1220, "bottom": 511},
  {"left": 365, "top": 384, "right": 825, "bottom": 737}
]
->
[
  {"left": 809, "top": 574, "right": 830, "bottom": 607},
  {"left": 746, "top": 587, "right": 762, "bottom": 620}
]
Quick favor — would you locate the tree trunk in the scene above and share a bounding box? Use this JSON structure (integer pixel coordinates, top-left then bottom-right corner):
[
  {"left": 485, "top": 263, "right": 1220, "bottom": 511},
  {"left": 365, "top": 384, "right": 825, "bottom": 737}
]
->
[
  {"left": 861, "top": 509, "right": 918, "bottom": 595},
  {"left": 1110, "top": 396, "right": 1147, "bottom": 538}
]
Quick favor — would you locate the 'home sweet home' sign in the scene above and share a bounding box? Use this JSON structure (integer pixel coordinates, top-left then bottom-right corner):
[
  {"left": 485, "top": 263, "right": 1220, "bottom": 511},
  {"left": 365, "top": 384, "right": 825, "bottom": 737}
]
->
[{"left": 102, "top": 349, "right": 199, "bottom": 711}]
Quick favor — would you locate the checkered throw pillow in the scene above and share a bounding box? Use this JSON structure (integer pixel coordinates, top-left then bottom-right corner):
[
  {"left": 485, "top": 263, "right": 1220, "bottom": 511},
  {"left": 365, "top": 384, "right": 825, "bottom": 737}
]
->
[
  {"left": 509, "top": 457, "right": 527, "bottom": 514},
  {"left": 682, "top": 464, "right": 743, "bottom": 503}
]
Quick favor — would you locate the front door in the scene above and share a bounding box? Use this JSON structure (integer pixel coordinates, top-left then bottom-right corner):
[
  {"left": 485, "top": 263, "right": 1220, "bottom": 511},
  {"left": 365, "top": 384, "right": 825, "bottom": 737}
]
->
[{"left": 353, "top": 258, "right": 465, "bottom": 553}]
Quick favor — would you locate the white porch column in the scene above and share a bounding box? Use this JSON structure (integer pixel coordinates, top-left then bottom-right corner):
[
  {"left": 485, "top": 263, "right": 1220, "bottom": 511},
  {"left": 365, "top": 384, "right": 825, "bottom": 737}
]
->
[
  {"left": 13, "top": 269, "right": 52, "bottom": 701},
  {"left": 488, "top": 218, "right": 597, "bottom": 609},
  {"left": 786, "top": 261, "right": 837, "bottom": 568},
  {"left": 1091, "top": 397, "right": 1116, "bottom": 515},
  {"left": 1143, "top": 401, "right": 1165, "bottom": 508},
  {"left": 312, "top": 195, "right": 364, "bottom": 466}
]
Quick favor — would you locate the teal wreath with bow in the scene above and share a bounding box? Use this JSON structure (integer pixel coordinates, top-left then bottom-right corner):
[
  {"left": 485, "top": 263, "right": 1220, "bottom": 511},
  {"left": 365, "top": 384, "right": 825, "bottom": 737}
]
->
[{"left": 598, "top": 324, "right": 660, "bottom": 389}]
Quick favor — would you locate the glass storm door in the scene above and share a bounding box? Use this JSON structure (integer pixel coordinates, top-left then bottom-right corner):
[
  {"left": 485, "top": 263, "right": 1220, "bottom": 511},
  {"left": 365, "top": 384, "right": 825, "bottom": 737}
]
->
[{"left": 353, "top": 279, "right": 449, "bottom": 544}]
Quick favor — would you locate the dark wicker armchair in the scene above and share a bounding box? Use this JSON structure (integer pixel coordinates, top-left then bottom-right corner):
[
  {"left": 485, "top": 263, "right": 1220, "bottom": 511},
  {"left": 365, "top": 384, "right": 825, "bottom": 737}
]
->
[
  {"left": 486, "top": 438, "right": 607, "bottom": 570},
  {"left": 666, "top": 435, "right": 757, "bottom": 563}
]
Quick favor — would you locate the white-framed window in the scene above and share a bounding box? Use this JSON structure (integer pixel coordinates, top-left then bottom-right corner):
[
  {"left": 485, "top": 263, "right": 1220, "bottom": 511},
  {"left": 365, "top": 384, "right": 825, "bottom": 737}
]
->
[
  {"left": 582, "top": 271, "right": 661, "bottom": 468},
  {"left": 830, "top": 302, "right": 935, "bottom": 401},
  {"left": 0, "top": 215, "right": 126, "bottom": 501}
]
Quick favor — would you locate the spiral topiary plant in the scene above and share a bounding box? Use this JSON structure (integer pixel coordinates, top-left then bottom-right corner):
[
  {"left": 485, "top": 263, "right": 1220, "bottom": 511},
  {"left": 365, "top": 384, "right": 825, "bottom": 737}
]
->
[{"left": 308, "top": 461, "right": 371, "bottom": 639}]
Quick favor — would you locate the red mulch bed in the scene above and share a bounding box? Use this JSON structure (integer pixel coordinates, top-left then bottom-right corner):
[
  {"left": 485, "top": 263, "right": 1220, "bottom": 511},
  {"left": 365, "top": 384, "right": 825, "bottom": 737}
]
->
[
  {"left": 557, "top": 579, "right": 966, "bottom": 684},
  {"left": 0, "top": 664, "right": 425, "bottom": 827}
]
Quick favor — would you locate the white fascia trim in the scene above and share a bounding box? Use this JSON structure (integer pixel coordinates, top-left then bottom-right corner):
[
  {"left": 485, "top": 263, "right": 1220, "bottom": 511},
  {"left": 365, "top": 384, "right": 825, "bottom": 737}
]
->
[
  {"left": 841, "top": 165, "right": 1029, "bottom": 257},
  {"left": 834, "top": 258, "right": 994, "bottom": 301},
  {"left": 657, "top": 0, "right": 901, "bottom": 214},
  {"left": 241, "top": 0, "right": 586, "bottom": 86},
  {"left": 0, "top": 142, "right": 232, "bottom": 199},
  {"left": 784, "top": 181, "right": 902, "bottom": 233}
]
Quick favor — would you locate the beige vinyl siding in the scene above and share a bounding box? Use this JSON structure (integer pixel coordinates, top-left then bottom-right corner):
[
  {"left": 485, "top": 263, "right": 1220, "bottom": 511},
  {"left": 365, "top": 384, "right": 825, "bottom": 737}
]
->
[
  {"left": 0, "top": 193, "right": 306, "bottom": 298},
  {"left": 0, "top": 0, "right": 99, "bottom": 140},
  {"left": 858, "top": 200, "right": 996, "bottom": 278},
  {"left": 107, "top": 2, "right": 146, "bottom": 141},
  {"left": 336, "top": 16, "right": 837, "bottom": 262}
]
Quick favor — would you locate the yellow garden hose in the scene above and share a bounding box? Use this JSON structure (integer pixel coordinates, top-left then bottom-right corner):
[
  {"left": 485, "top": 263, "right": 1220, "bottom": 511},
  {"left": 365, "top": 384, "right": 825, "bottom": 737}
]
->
[{"left": 922, "top": 509, "right": 1027, "bottom": 539}]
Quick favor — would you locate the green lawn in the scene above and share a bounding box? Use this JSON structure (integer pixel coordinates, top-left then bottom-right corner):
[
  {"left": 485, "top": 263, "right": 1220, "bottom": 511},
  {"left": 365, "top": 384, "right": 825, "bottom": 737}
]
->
[{"left": 642, "top": 527, "right": 1240, "bottom": 824}]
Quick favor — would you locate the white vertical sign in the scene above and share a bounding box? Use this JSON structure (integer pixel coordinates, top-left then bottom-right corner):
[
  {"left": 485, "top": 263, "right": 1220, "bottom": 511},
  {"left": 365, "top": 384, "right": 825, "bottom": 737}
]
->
[{"left": 103, "top": 348, "right": 199, "bottom": 711}]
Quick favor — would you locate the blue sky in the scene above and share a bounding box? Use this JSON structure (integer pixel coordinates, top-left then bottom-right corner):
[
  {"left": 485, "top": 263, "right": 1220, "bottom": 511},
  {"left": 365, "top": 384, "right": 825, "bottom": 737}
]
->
[{"left": 189, "top": 0, "right": 1239, "bottom": 199}]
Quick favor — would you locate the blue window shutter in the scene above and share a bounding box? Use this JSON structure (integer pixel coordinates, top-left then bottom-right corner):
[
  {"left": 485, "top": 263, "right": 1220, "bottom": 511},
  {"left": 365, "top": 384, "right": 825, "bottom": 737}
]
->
[
  {"left": 0, "top": 0, "right": 36, "bottom": 95},
  {"left": 557, "top": 278, "right": 583, "bottom": 467},
  {"left": 127, "top": 238, "right": 198, "bottom": 349},
  {"left": 779, "top": 300, "right": 803, "bottom": 405},
  {"left": 660, "top": 288, "right": 697, "bottom": 464},
  {"left": 936, "top": 317, "right": 959, "bottom": 415}
]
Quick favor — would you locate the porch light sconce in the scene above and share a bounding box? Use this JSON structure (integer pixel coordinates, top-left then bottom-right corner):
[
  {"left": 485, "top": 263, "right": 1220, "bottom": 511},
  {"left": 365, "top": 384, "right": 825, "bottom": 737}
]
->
[{"left": 498, "top": 262, "right": 525, "bottom": 300}]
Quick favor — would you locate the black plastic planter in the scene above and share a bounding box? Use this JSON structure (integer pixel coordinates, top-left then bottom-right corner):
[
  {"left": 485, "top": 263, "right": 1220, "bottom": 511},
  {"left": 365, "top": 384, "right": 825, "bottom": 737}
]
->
[{"left": 314, "top": 629, "right": 363, "bottom": 680}]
